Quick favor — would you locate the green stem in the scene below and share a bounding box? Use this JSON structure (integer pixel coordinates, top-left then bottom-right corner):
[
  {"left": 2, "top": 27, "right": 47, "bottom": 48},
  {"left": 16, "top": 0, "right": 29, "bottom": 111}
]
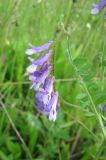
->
[{"left": 67, "top": 38, "right": 106, "bottom": 139}]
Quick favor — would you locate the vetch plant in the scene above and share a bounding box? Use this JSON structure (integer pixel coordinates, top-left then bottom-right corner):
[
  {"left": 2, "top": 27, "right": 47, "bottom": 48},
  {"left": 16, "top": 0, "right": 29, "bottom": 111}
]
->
[
  {"left": 25, "top": 41, "right": 60, "bottom": 121},
  {"left": 67, "top": 36, "right": 106, "bottom": 139}
]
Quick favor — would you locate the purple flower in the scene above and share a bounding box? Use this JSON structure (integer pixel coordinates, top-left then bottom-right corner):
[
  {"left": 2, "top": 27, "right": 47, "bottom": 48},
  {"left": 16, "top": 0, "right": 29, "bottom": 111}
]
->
[
  {"left": 29, "top": 63, "right": 51, "bottom": 90},
  {"left": 25, "top": 40, "right": 60, "bottom": 121},
  {"left": 43, "top": 76, "right": 55, "bottom": 94},
  {"left": 26, "top": 50, "right": 53, "bottom": 74},
  {"left": 36, "top": 92, "right": 49, "bottom": 113},
  {"left": 36, "top": 91, "right": 59, "bottom": 121},
  {"left": 47, "top": 92, "right": 59, "bottom": 121},
  {"left": 28, "top": 50, "right": 53, "bottom": 66},
  {"left": 91, "top": 0, "right": 106, "bottom": 15},
  {"left": 25, "top": 41, "right": 53, "bottom": 55},
  {"left": 26, "top": 64, "right": 37, "bottom": 74},
  {"left": 35, "top": 76, "right": 55, "bottom": 113},
  {"left": 35, "top": 76, "right": 55, "bottom": 107}
]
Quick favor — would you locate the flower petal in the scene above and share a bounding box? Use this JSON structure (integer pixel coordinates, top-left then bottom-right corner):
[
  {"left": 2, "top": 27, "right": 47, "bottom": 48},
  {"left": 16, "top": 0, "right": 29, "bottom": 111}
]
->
[
  {"left": 36, "top": 92, "right": 50, "bottom": 113},
  {"left": 26, "top": 64, "right": 37, "bottom": 73},
  {"left": 35, "top": 65, "right": 51, "bottom": 84},
  {"left": 91, "top": 8, "right": 99, "bottom": 14},
  {"left": 47, "top": 92, "right": 58, "bottom": 121},
  {"left": 25, "top": 41, "right": 53, "bottom": 55},
  {"left": 28, "top": 50, "right": 53, "bottom": 66},
  {"left": 25, "top": 49, "right": 35, "bottom": 55},
  {"left": 44, "top": 76, "right": 55, "bottom": 94}
]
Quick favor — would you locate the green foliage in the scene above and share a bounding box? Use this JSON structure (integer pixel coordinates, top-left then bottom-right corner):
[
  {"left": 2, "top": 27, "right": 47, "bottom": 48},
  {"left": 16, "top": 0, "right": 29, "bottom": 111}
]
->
[{"left": 0, "top": 0, "right": 106, "bottom": 159}]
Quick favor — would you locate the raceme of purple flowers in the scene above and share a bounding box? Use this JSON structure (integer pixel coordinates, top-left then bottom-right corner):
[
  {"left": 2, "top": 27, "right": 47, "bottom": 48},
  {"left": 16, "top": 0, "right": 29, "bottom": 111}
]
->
[
  {"left": 91, "top": 0, "right": 106, "bottom": 18},
  {"left": 25, "top": 41, "right": 60, "bottom": 121}
]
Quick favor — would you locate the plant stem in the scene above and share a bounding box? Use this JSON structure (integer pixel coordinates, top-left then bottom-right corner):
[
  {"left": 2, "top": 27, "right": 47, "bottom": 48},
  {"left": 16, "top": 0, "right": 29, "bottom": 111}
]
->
[{"left": 67, "top": 37, "right": 106, "bottom": 139}]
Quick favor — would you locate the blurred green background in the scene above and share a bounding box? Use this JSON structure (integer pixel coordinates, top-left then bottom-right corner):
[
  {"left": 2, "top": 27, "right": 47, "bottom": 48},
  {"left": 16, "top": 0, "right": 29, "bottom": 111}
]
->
[{"left": 0, "top": 0, "right": 106, "bottom": 159}]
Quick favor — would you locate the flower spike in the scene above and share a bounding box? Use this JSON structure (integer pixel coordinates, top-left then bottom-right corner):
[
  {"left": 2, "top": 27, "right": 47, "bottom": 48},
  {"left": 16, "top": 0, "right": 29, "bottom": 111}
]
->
[{"left": 25, "top": 40, "right": 60, "bottom": 121}]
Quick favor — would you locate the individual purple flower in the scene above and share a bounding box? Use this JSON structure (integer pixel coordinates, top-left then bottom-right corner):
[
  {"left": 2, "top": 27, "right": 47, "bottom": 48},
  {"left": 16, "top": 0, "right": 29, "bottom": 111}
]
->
[
  {"left": 28, "top": 50, "right": 53, "bottom": 66},
  {"left": 36, "top": 92, "right": 49, "bottom": 113},
  {"left": 47, "top": 92, "right": 59, "bottom": 121},
  {"left": 36, "top": 91, "right": 59, "bottom": 121},
  {"left": 35, "top": 76, "right": 55, "bottom": 107},
  {"left": 25, "top": 41, "right": 53, "bottom": 55},
  {"left": 29, "top": 63, "right": 51, "bottom": 90},
  {"left": 35, "top": 77, "right": 54, "bottom": 113},
  {"left": 91, "top": 0, "right": 106, "bottom": 16},
  {"left": 43, "top": 76, "right": 55, "bottom": 94},
  {"left": 26, "top": 50, "right": 53, "bottom": 74}
]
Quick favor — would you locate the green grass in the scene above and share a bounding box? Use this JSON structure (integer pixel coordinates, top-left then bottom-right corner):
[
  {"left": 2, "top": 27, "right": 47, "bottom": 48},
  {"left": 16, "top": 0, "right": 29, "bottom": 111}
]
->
[{"left": 0, "top": 0, "right": 106, "bottom": 159}]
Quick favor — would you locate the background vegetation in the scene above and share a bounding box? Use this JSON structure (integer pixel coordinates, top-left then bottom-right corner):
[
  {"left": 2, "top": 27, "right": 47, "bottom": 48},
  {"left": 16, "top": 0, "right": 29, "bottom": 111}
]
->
[{"left": 0, "top": 0, "right": 106, "bottom": 159}]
